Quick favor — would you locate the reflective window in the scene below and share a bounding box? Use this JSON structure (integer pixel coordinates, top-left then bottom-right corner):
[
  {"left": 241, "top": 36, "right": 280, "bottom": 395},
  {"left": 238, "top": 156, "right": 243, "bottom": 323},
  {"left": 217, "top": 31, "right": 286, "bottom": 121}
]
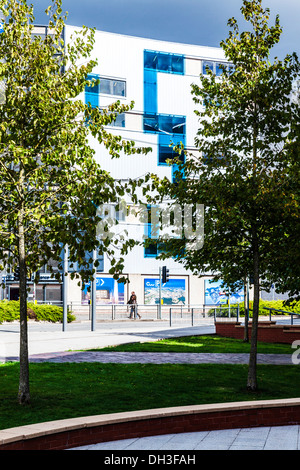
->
[
  {"left": 171, "top": 116, "right": 185, "bottom": 134},
  {"left": 171, "top": 54, "right": 184, "bottom": 74},
  {"left": 202, "top": 61, "right": 214, "bottom": 75},
  {"left": 144, "top": 50, "right": 184, "bottom": 74},
  {"left": 106, "top": 113, "right": 125, "bottom": 128},
  {"left": 158, "top": 146, "right": 173, "bottom": 164},
  {"left": 158, "top": 53, "right": 171, "bottom": 72},
  {"left": 100, "top": 78, "right": 126, "bottom": 97},
  {"left": 216, "top": 63, "right": 225, "bottom": 76},
  {"left": 144, "top": 114, "right": 185, "bottom": 135},
  {"left": 202, "top": 61, "right": 232, "bottom": 76},
  {"left": 144, "top": 114, "right": 159, "bottom": 132},
  {"left": 159, "top": 115, "right": 173, "bottom": 134},
  {"left": 144, "top": 51, "right": 158, "bottom": 69}
]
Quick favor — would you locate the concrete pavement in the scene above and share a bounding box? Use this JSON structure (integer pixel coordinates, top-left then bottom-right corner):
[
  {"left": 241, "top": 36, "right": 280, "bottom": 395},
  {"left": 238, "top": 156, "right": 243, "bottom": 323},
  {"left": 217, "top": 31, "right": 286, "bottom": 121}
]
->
[
  {"left": 71, "top": 425, "right": 300, "bottom": 450},
  {"left": 0, "top": 318, "right": 215, "bottom": 360}
]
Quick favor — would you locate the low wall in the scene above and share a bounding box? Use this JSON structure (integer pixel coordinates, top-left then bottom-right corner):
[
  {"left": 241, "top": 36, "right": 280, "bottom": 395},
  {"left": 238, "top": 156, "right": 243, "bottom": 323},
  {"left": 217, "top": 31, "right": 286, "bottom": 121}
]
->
[
  {"left": 1, "top": 399, "right": 300, "bottom": 450},
  {"left": 215, "top": 320, "right": 300, "bottom": 344}
]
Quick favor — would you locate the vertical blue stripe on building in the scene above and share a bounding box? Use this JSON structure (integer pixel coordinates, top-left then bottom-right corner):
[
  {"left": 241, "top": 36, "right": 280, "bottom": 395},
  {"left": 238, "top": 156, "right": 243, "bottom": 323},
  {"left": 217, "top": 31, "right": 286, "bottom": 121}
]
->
[
  {"left": 144, "top": 69, "right": 157, "bottom": 115},
  {"left": 85, "top": 74, "right": 100, "bottom": 108},
  {"left": 143, "top": 50, "right": 186, "bottom": 256}
]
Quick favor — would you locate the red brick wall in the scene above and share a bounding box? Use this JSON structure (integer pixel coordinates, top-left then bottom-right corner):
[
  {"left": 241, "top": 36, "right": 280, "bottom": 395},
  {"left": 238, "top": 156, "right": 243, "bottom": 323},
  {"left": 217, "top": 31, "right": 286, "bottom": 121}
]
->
[
  {"left": 1, "top": 403, "right": 300, "bottom": 450},
  {"left": 215, "top": 321, "right": 300, "bottom": 344}
]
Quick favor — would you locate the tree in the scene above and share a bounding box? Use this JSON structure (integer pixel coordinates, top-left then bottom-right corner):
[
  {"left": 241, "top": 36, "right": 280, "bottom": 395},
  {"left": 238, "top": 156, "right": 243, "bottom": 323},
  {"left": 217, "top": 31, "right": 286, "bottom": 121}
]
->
[
  {"left": 0, "top": 0, "right": 149, "bottom": 404},
  {"left": 148, "top": 0, "right": 300, "bottom": 391}
]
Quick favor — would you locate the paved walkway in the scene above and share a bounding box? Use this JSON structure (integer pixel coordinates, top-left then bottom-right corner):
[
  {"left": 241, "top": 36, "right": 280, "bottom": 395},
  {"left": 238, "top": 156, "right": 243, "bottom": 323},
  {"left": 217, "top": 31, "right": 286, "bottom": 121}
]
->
[
  {"left": 71, "top": 425, "right": 300, "bottom": 450},
  {"left": 5, "top": 350, "right": 294, "bottom": 365}
]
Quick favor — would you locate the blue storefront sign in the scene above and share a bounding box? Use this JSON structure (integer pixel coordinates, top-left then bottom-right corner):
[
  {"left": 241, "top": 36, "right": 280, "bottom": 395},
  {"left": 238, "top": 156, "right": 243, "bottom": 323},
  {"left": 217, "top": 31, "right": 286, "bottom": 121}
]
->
[
  {"left": 82, "top": 277, "right": 125, "bottom": 304},
  {"left": 144, "top": 278, "right": 185, "bottom": 305}
]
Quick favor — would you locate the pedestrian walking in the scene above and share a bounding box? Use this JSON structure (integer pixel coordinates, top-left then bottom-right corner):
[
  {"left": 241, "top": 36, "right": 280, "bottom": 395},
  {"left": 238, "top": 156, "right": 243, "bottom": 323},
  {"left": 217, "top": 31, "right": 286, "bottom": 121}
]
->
[{"left": 127, "top": 291, "right": 141, "bottom": 319}]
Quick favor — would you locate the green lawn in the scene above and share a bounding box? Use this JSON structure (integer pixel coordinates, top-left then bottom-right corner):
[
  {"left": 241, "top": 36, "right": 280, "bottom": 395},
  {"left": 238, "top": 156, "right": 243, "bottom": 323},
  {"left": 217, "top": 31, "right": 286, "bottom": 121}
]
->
[
  {"left": 97, "top": 334, "right": 293, "bottom": 354},
  {"left": 1, "top": 361, "right": 300, "bottom": 431},
  {"left": 0, "top": 335, "right": 298, "bottom": 431}
]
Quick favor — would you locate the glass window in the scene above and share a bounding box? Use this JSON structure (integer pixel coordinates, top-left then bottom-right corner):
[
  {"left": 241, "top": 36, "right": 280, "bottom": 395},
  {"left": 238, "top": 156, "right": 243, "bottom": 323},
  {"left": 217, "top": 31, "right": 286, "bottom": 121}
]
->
[
  {"left": 100, "top": 78, "right": 126, "bottom": 97},
  {"left": 144, "top": 50, "right": 158, "bottom": 69},
  {"left": 171, "top": 54, "right": 184, "bottom": 74},
  {"left": 144, "top": 50, "right": 184, "bottom": 74},
  {"left": 159, "top": 146, "right": 173, "bottom": 164},
  {"left": 144, "top": 114, "right": 159, "bottom": 132},
  {"left": 172, "top": 116, "right": 185, "bottom": 134},
  {"left": 202, "top": 61, "right": 214, "bottom": 75},
  {"left": 216, "top": 63, "right": 225, "bottom": 76},
  {"left": 158, "top": 53, "right": 171, "bottom": 72},
  {"left": 159, "top": 115, "right": 173, "bottom": 134},
  {"left": 158, "top": 145, "right": 185, "bottom": 165},
  {"left": 106, "top": 113, "right": 125, "bottom": 128}
]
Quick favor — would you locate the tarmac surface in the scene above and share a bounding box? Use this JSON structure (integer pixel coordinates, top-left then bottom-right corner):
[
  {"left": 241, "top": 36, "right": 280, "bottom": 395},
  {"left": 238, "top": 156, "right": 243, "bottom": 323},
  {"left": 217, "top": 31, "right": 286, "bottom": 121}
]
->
[{"left": 1, "top": 317, "right": 299, "bottom": 451}]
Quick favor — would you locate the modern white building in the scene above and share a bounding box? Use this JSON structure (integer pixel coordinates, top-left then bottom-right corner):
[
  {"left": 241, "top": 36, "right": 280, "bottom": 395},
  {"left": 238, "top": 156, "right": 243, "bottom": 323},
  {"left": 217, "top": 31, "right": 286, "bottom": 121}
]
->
[
  {"left": 4, "top": 25, "right": 246, "bottom": 311},
  {"left": 63, "top": 26, "right": 245, "bottom": 311}
]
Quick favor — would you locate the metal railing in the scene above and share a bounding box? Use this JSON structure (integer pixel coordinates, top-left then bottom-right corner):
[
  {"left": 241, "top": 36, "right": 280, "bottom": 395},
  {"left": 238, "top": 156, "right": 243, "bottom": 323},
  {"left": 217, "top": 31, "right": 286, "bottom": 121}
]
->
[
  {"left": 263, "top": 307, "right": 300, "bottom": 325},
  {"left": 60, "top": 301, "right": 240, "bottom": 327},
  {"left": 30, "top": 300, "right": 300, "bottom": 330}
]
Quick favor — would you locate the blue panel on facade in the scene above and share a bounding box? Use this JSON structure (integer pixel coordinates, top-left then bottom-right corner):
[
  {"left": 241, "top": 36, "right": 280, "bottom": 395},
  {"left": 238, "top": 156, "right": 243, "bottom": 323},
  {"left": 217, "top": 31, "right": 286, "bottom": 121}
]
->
[
  {"left": 85, "top": 74, "right": 100, "bottom": 108},
  {"left": 85, "top": 92, "right": 99, "bottom": 108},
  {"left": 143, "top": 49, "right": 186, "bottom": 249},
  {"left": 144, "top": 69, "right": 157, "bottom": 114}
]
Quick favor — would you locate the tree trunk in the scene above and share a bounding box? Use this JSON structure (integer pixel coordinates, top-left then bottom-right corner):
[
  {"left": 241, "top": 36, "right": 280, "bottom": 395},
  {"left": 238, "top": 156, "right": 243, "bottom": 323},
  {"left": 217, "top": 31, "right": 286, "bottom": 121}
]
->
[
  {"left": 243, "top": 279, "right": 249, "bottom": 342},
  {"left": 18, "top": 205, "right": 30, "bottom": 405},
  {"left": 247, "top": 238, "right": 260, "bottom": 391}
]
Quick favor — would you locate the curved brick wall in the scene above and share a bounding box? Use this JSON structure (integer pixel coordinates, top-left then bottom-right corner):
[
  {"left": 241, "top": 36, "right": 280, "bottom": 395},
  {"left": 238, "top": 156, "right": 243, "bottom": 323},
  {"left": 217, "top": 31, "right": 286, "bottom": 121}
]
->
[{"left": 1, "top": 399, "right": 300, "bottom": 450}]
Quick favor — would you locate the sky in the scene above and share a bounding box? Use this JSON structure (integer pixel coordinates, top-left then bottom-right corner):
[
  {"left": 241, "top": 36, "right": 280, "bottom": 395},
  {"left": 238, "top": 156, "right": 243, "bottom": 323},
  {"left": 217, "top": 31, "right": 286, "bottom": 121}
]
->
[{"left": 31, "top": 0, "right": 300, "bottom": 60}]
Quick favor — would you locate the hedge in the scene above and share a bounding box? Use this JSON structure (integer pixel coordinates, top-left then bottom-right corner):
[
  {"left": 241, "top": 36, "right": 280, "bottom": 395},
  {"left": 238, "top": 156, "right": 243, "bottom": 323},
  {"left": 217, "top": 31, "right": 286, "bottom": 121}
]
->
[
  {"left": 0, "top": 300, "right": 75, "bottom": 324},
  {"left": 210, "top": 299, "right": 300, "bottom": 317}
]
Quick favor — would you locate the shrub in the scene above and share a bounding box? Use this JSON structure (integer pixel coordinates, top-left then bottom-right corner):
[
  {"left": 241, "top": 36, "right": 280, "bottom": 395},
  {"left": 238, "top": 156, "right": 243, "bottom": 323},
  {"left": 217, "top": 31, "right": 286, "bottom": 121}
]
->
[
  {"left": 236, "top": 299, "right": 300, "bottom": 317},
  {"left": 209, "top": 299, "right": 300, "bottom": 318},
  {"left": 0, "top": 300, "right": 75, "bottom": 324},
  {"left": 208, "top": 300, "right": 300, "bottom": 317}
]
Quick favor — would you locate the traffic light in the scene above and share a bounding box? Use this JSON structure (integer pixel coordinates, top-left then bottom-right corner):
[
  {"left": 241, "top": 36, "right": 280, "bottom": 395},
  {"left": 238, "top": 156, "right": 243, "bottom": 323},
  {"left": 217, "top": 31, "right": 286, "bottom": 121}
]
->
[
  {"left": 162, "top": 266, "right": 169, "bottom": 283},
  {"left": 14, "top": 266, "right": 20, "bottom": 281}
]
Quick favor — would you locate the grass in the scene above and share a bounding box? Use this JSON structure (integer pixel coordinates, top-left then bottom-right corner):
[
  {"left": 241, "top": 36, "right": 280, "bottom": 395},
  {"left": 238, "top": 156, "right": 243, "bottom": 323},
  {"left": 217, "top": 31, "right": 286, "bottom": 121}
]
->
[
  {"left": 95, "top": 334, "right": 294, "bottom": 354},
  {"left": 0, "top": 335, "right": 298, "bottom": 431},
  {"left": 1, "top": 360, "right": 300, "bottom": 431}
]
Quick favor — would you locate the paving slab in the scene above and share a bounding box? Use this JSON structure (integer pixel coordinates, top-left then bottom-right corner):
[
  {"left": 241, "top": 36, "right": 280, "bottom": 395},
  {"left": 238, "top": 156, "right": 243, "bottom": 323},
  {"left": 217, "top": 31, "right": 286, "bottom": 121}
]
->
[{"left": 71, "top": 426, "right": 300, "bottom": 450}]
